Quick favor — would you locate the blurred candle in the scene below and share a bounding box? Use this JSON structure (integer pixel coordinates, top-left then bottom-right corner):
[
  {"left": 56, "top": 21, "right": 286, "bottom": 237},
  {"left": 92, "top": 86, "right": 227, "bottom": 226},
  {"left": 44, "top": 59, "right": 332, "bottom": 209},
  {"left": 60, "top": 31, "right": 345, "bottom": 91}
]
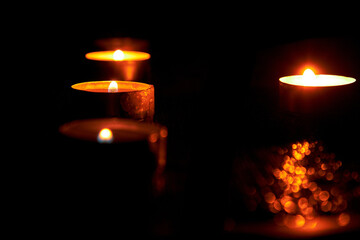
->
[
  {"left": 85, "top": 49, "right": 150, "bottom": 61},
  {"left": 58, "top": 118, "right": 167, "bottom": 235},
  {"left": 59, "top": 117, "right": 165, "bottom": 145},
  {"left": 85, "top": 49, "right": 151, "bottom": 82},
  {"left": 59, "top": 117, "right": 167, "bottom": 191}
]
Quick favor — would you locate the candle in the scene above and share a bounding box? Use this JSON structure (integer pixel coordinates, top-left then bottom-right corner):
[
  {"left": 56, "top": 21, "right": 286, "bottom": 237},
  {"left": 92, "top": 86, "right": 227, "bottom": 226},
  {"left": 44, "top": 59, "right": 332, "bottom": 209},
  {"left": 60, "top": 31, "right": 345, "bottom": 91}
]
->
[
  {"left": 59, "top": 117, "right": 167, "bottom": 191},
  {"left": 279, "top": 68, "right": 357, "bottom": 126},
  {"left": 280, "top": 69, "right": 356, "bottom": 87},
  {"left": 85, "top": 49, "right": 151, "bottom": 82},
  {"left": 68, "top": 80, "right": 154, "bottom": 122},
  {"left": 59, "top": 117, "right": 165, "bottom": 144},
  {"left": 85, "top": 50, "right": 150, "bottom": 61},
  {"left": 58, "top": 118, "right": 168, "bottom": 235}
]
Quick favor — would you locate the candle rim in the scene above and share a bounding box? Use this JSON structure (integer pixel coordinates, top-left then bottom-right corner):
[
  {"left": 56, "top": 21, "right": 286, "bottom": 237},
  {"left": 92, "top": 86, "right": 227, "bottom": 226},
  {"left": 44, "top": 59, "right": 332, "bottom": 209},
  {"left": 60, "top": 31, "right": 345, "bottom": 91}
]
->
[
  {"left": 279, "top": 74, "right": 356, "bottom": 87},
  {"left": 71, "top": 80, "right": 153, "bottom": 93},
  {"left": 85, "top": 50, "right": 150, "bottom": 61}
]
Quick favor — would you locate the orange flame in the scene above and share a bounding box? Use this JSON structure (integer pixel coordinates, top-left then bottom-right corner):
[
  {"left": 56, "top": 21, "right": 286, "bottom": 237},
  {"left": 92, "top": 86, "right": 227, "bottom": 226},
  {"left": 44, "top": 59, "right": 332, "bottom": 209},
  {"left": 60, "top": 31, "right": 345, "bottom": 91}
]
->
[
  {"left": 113, "top": 49, "right": 125, "bottom": 61},
  {"left": 108, "top": 81, "right": 118, "bottom": 93},
  {"left": 302, "top": 69, "right": 317, "bottom": 86},
  {"left": 97, "top": 128, "right": 113, "bottom": 143}
]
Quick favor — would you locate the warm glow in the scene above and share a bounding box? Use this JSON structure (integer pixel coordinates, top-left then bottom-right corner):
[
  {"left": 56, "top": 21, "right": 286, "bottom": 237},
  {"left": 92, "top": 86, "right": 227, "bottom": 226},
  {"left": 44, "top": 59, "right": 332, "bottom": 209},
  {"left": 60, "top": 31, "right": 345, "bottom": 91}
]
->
[
  {"left": 279, "top": 70, "right": 356, "bottom": 87},
  {"left": 319, "top": 191, "right": 330, "bottom": 202},
  {"left": 264, "top": 192, "right": 276, "bottom": 203},
  {"left": 262, "top": 140, "right": 360, "bottom": 230},
  {"left": 337, "top": 213, "right": 350, "bottom": 226},
  {"left": 108, "top": 81, "right": 118, "bottom": 92},
  {"left": 295, "top": 215, "right": 306, "bottom": 228},
  {"left": 283, "top": 214, "right": 306, "bottom": 228},
  {"left": 298, "top": 197, "right": 308, "bottom": 209},
  {"left": 85, "top": 50, "right": 150, "bottom": 61},
  {"left": 160, "top": 128, "right": 168, "bottom": 138},
  {"left": 97, "top": 128, "right": 113, "bottom": 143},
  {"left": 113, "top": 49, "right": 125, "bottom": 61},
  {"left": 284, "top": 201, "right": 297, "bottom": 214}
]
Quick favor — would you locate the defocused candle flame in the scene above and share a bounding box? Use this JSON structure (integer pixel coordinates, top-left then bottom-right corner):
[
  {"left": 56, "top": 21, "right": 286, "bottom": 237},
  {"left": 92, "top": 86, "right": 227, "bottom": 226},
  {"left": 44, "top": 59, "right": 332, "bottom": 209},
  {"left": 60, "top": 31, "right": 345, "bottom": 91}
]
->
[
  {"left": 113, "top": 49, "right": 125, "bottom": 61},
  {"left": 108, "top": 81, "right": 118, "bottom": 93},
  {"left": 97, "top": 128, "right": 113, "bottom": 143}
]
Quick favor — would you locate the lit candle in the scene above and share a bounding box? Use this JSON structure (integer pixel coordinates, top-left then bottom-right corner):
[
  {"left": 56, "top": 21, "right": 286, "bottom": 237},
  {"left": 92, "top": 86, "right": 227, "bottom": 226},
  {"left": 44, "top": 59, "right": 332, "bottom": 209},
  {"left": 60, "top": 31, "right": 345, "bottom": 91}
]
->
[
  {"left": 280, "top": 69, "right": 355, "bottom": 87},
  {"left": 85, "top": 49, "right": 151, "bottom": 81},
  {"left": 59, "top": 117, "right": 167, "bottom": 190},
  {"left": 85, "top": 49, "right": 150, "bottom": 61},
  {"left": 58, "top": 118, "right": 168, "bottom": 234},
  {"left": 59, "top": 117, "right": 165, "bottom": 144},
  {"left": 279, "top": 68, "right": 356, "bottom": 118},
  {"left": 68, "top": 80, "right": 154, "bottom": 122}
]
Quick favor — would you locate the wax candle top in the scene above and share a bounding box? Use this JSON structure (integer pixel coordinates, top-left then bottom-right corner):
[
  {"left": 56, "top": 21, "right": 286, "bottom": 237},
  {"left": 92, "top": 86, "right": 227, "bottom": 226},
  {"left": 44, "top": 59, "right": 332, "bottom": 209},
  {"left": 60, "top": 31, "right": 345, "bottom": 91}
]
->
[
  {"left": 85, "top": 49, "right": 150, "bottom": 61},
  {"left": 280, "top": 69, "right": 356, "bottom": 87},
  {"left": 71, "top": 80, "right": 152, "bottom": 93}
]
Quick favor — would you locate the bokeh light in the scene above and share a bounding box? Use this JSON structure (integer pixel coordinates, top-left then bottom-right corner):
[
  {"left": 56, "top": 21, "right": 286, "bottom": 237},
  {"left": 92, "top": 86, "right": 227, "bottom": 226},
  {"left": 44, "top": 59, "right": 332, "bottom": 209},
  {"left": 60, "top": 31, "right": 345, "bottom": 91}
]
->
[{"left": 241, "top": 140, "right": 360, "bottom": 229}]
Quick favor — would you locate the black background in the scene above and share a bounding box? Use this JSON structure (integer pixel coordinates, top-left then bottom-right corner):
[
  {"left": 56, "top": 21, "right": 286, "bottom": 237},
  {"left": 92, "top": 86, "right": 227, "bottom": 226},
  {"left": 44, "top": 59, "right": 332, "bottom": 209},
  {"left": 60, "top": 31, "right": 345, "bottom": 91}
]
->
[{"left": 9, "top": 4, "right": 360, "bottom": 238}]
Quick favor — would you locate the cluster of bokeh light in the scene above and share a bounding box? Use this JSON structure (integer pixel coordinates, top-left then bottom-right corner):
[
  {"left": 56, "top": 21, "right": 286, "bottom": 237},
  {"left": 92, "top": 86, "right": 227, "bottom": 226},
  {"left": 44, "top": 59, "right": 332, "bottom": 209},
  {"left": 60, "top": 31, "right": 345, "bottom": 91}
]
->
[{"left": 258, "top": 140, "right": 360, "bottom": 229}]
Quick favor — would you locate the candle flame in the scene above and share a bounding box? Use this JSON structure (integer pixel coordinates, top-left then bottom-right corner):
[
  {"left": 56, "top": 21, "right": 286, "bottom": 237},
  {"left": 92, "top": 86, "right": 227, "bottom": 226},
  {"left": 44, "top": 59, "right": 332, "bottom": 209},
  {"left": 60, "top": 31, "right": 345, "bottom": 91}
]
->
[
  {"left": 97, "top": 128, "right": 113, "bottom": 143},
  {"left": 113, "top": 49, "right": 125, "bottom": 61},
  {"left": 302, "top": 69, "right": 317, "bottom": 86},
  {"left": 108, "top": 81, "right": 118, "bottom": 93}
]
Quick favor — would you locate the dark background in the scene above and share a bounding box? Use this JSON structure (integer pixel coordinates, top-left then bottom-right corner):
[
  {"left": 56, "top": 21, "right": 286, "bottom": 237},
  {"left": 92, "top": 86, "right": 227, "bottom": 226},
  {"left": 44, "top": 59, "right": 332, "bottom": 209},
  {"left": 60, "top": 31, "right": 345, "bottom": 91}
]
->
[{"left": 11, "top": 4, "right": 360, "bottom": 238}]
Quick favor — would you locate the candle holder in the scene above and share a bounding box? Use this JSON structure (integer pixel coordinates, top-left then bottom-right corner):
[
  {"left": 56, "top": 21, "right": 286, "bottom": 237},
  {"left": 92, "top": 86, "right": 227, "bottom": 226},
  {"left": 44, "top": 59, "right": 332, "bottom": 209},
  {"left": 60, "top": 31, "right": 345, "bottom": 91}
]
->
[
  {"left": 58, "top": 118, "right": 167, "bottom": 236},
  {"left": 68, "top": 80, "right": 154, "bottom": 122}
]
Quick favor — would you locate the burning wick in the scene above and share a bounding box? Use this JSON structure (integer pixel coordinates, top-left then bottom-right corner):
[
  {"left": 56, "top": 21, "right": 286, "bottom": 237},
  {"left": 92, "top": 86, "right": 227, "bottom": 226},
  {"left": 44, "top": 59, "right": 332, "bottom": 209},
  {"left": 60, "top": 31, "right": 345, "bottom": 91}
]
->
[
  {"left": 113, "top": 49, "right": 125, "bottom": 61},
  {"left": 97, "top": 128, "right": 113, "bottom": 143},
  {"left": 108, "top": 81, "right": 118, "bottom": 93},
  {"left": 302, "top": 69, "right": 317, "bottom": 86}
]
